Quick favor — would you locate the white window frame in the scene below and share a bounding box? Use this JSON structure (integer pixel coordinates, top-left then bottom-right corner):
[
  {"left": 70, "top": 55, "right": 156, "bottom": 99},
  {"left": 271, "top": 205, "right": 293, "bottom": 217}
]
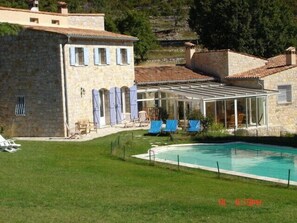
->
[
  {"left": 70, "top": 47, "right": 89, "bottom": 66},
  {"left": 277, "top": 85, "right": 292, "bottom": 104},
  {"left": 15, "top": 96, "right": 25, "bottom": 116},
  {"left": 94, "top": 48, "right": 110, "bottom": 65},
  {"left": 75, "top": 47, "right": 84, "bottom": 65},
  {"left": 116, "top": 48, "right": 131, "bottom": 65}
]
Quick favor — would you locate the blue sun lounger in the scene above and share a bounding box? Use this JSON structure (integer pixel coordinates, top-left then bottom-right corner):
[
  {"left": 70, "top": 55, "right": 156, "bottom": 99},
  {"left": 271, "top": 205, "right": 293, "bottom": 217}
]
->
[
  {"left": 148, "top": 120, "right": 163, "bottom": 135},
  {"left": 187, "top": 120, "right": 201, "bottom": 133},
  {"left": 163, "top": 120, "right": 178, "bottom": 134}
]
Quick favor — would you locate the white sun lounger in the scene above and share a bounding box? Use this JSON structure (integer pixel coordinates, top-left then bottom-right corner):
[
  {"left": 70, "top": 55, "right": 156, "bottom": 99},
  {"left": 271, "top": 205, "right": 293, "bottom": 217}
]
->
[{"left": 0, "top": 134, "right": 21, "bottom": 152}]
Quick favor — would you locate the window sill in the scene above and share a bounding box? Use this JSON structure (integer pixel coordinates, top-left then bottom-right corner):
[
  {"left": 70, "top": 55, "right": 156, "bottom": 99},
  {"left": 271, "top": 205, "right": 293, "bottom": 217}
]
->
[
  {"left": 71, "top": 64, "right": 87, "bottom": 67},
  {"left": 277, "top": 102, "right": 292, "bottom": 105}
]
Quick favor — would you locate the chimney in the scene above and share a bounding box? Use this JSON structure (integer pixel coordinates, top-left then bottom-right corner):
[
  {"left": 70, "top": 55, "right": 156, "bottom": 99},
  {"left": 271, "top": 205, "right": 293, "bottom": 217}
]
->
[
  {"left": 58, "top": 1, "right": 68, "bottom": 14},
  {"left": 30, "top": 0, "right": 39, "bottom": 11},
  {"left": 185, "top": 42, "right": 196, "bottom": 69},
  {"left": 286, "top": 47, "right": 296, "bottom": 66}
]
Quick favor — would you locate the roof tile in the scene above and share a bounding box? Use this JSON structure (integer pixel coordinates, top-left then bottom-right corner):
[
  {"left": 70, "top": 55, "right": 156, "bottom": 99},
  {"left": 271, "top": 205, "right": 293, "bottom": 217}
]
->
[
  {"left": 226, "top": 54, "right": 297, "bottom": 79},
  {"left": 24, "top": 25, "right": 137, "bottom": 41},
  {"left": 135, "top": 65, "right": 214, "bottom": 85}
]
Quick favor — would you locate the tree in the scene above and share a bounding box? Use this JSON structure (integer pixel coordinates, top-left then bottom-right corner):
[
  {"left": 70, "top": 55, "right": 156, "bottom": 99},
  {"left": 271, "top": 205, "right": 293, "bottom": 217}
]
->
[
  {"left": 284, "top": 0, "right": 297, "bottom": 17},
  {"left": 189, "top": 0, "right": 297, "bottom": 58},
  {"left": 171, "top": 0, "right": 189, "bottom": 30},
  {"left": 0, "top": 0, "right": 27, "bottom": 9},
  {"left": 0, "top": 23, "right": 22, "bottom": 36},
  {"left": 116, "top": 11, "right": 157, "bottom": 62}
]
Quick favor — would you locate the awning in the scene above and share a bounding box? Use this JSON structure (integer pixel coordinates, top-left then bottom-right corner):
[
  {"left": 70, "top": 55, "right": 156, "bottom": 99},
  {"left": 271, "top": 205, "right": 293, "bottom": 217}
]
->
[{"left": 137, "top": 82, "right": 278, "bottom": 101}]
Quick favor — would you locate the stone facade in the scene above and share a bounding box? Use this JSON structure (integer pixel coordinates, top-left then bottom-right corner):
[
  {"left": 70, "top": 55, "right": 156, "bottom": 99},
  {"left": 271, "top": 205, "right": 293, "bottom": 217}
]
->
[
  {"left": 0, "top": 6, "right": 136, "bottom": 137},
  {"left": 0, "top": 7, "right": 68, "bottom": 27},
  {"left": 64, "top": 40, "right": 135, "bottom": 131},
  {"left": 68, "top": 15, "right": 104, "bottom": 30},
  {"left": 263, "top": 68, "right": 297, "bottom": 133},
  {"left": 191, "top": 50, "right": 266, "bottom": 80},
  {"left": 192, "top": 50, "right": 229, "bottom": 79},
  {"left": 0, "top": 6, "right": 104, "bottom": 30}
]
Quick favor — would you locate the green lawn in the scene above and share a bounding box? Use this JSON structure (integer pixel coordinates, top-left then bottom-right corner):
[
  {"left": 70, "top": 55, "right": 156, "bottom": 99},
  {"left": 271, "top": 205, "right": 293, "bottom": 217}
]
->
[{"left": 1, "top": 130, "right": 297, "bottom": 223}]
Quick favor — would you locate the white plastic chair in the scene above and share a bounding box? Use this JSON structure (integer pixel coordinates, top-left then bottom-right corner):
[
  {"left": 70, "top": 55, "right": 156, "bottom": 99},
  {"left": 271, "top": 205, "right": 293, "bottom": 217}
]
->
[
  {"left": 65, "top": 123, "right": 80, "bottom": 139},
  {"left": 138, "top": 111, "right": 150, "bottom": 127},
  {"left": 123, "top": 113, "right": 134, "bottom": 128}
]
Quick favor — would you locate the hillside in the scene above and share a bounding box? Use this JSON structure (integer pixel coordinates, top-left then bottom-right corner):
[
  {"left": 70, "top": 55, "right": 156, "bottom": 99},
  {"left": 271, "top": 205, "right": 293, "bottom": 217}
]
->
[{"left": 143, "top": 15, "right": 197, "bottom": 66}]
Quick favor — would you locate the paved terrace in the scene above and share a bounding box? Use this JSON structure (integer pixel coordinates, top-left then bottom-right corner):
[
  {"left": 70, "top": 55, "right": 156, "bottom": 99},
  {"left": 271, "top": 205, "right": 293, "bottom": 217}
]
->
[{"left": 16, "top": 124, "right": 149, "bottom": 142}]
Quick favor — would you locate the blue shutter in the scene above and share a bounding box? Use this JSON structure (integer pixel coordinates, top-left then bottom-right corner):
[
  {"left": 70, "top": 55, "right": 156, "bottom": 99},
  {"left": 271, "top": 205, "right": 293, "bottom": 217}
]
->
[
  {"left": 106, "top": 48, "right": 110, "bottom": 65},
  {"left": 94, "top": 48, "right": 99, "bottom": 65},
  {"left": 115, "top": 87, "right": 122, "bottom": 124},
  {"left": 92, "top": 89, "right": 101, "bottom": 128},
  {"left": 109, "top": 87, "right": 116, "bottom": 126},
  {"left": 116, "top": 48, "right": 122, "bottom": 65},
  {"left": 130, "top": 85, "right": 138, "bottom": 120},
  {"left": 84, "top": 47, "right": 89, "bottom": 65},
  {"left": 127, "top": 48, "right": 131, "bottom": 65},
  {"left": 70, "top": 47, "right": 75, "bottom": 66}
]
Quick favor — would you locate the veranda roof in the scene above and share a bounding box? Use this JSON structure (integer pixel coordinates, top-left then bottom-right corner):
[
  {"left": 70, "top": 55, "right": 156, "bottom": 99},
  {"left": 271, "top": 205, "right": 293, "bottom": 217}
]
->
[{"left": 137, "top": 82, "right": 278, "bottom": 101}]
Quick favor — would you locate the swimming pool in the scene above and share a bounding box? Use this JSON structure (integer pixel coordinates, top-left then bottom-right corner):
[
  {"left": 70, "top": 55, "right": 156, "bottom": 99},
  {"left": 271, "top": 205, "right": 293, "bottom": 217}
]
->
[{"left": 134, "top": 142, "right": 297, "bottom": 185}]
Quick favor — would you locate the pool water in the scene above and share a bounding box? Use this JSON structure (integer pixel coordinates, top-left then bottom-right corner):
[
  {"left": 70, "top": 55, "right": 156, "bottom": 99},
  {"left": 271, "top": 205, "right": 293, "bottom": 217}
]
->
[{"left": 154, "top": 142, "right": 297, "bottom": 182}]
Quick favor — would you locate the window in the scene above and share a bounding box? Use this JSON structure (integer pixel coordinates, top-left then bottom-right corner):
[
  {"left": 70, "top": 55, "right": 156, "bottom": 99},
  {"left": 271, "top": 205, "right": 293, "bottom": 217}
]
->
[
  {"left": 51, "top": 20, "right": 60, "bottom": 25},
  {"left": 15, "top": 96, "right": 25, "bottom": 116},
  {"left": 116, "top": 48, "right": 131, "bottom": 65},
  {"left": 278, "top": 85, "right": 292, "bottom": 104},
  {"left": 70, "top": 47, "right": 89, "bottom": 66},
  {"left": 121, "top": 49, "right": 127, "bottom": 64},
  {"left": 30, "top": 18, "right": 39, "bottom": 23},
  {"left": 75, "top": 48, "right": 84, "bottom": 65},
  {"left": 94, "top": 48, "right": 110, "bottom": 65}
]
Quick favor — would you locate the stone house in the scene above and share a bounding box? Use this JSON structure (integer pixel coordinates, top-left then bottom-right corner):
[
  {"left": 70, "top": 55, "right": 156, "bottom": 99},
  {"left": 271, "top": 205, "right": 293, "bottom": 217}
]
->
[
  {"left": 0, "top": 4, "right": 138, "bottom": 137},
  {"left": 135, "top": 44, "right": 297, "bottom": 136}
]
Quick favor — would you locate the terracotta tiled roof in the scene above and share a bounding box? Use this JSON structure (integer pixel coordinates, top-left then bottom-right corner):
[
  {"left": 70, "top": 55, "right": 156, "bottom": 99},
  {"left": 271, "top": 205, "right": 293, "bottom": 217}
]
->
[
  {"left": 24, "top": 26, "right": 138, "bottom": 41},
  {"left": 135, "top": 65, "right": 214, "bottom": 85},
  {"left": 226, "top": 54, "right": 297, "bottom": 79}
]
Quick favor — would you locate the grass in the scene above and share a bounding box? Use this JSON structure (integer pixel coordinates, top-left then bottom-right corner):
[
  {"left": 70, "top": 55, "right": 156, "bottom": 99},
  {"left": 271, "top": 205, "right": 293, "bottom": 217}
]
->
[{"left": 1, "top": 130, "right": 297, "bottom": 222}]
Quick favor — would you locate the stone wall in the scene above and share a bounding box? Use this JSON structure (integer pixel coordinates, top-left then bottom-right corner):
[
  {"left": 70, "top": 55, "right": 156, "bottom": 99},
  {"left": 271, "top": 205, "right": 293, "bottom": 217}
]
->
[
  {"left": 0, "top": 30, "right": 66, "bottom": 136},
  {"left": 0, "top": 30, "right": 136, "bottom": 137},
  {"left": 191, "top": 50, "right": 266, "bottom": 80},
  {"left": 192, "top": 50, "right": 228, "bottom": 79},
  {"left": 227, "top": 51, "right": 266, "bottom": 76}
]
